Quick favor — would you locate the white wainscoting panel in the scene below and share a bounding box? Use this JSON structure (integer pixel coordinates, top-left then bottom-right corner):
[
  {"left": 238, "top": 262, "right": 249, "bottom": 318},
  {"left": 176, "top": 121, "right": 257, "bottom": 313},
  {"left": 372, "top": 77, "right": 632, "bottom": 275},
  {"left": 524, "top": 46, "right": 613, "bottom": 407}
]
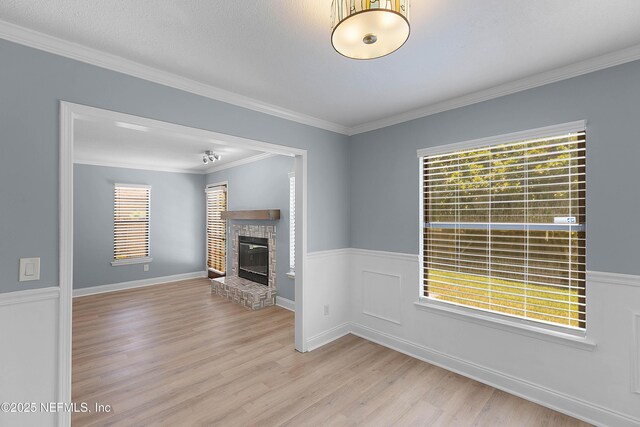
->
[
  {"left": 0, "top": 287, "right": 59, "bottom": 427},
  {"left": 347, "top": 249, "right": 640, "bottom": 427},
  {"left": 304, "top": 249, "right": 351, "bottom": 351},
  {"left": 362, "top": 270, "right": 402, "bottom": 325}
]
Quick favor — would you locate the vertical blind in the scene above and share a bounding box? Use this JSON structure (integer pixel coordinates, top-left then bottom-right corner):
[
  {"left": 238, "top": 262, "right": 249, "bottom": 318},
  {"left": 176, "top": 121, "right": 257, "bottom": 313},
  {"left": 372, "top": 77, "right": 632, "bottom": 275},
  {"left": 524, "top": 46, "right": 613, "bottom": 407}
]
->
[
  {"left": 289, "top": 173, "right": 296, "bottom": 273},
  {"left": 422, "top": 129, "right": 586, "bottom": 329},
  {"left": 206, "top": 184, "right": 227, "bottom": 273},
  {"left": 114, "top": 184, "right": 151, "bottom": 261}
]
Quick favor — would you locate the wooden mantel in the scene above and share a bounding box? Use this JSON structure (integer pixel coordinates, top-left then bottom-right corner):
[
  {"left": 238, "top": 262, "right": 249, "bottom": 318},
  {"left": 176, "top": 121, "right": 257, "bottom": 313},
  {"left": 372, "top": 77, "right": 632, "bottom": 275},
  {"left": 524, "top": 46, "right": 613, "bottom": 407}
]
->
[{"left": 221, "top": 209, "right": 280, "bottom": 220}]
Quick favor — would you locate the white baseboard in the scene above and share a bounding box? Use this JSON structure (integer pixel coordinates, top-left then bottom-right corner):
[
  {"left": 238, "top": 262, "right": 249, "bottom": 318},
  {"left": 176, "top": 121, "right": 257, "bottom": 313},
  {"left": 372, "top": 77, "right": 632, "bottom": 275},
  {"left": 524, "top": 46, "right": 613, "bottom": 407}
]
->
[
  {"left": 306, "top": 322, "right": 351, "bottom": 351},
  {"left": 276, "top": 296, "right": 295, "bottom": 312},
  {"left": 349, "top": 322, "right": 640, "bottom": 427},
  {"left": 73, "top": 271, "right": 207, "bottom": 297}
]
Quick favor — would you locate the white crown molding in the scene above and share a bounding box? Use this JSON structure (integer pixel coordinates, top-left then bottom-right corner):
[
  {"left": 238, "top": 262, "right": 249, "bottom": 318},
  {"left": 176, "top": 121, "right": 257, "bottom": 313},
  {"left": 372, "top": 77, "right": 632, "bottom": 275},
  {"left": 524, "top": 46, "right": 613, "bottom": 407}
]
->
[
  {"left": 3, "top": 20, "right": 640, "bottom": 137},
  {"left": 204, "top": 152, "right": 276, "bottom": 174},
  {"left": 348, "top": 43, "right": 640, "bottom": 135},
  {"left": 73, "top": 158, "right": 206, "bottom": 174},
  {"left": 0, "top": 19, "right": 350, "bottom": 135}
]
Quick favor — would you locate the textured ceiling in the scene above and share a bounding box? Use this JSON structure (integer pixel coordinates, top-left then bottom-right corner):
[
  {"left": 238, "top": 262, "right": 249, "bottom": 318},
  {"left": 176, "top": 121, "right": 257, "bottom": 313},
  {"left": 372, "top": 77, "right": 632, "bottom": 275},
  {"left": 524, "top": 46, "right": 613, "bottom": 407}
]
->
[{"left": 2, "top": 1, "right": 640, "bottom": 128}]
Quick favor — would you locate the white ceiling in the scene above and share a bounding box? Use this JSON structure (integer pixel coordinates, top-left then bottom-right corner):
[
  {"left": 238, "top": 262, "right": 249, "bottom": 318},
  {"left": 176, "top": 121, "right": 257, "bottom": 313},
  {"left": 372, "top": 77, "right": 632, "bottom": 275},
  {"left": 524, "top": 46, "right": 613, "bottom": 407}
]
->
[
  {"left": 74, "top": 115, "right": 267, "bottom": 174},
  {"left": 2, "top": 1, "right": 640, "bottom": 131}
]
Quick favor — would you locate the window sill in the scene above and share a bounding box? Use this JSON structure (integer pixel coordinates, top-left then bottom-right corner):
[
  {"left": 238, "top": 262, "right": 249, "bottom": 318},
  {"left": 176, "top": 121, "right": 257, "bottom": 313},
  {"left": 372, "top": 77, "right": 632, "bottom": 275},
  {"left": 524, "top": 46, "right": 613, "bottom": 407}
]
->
[
  {"left": 286, "top": 271, "right": 295, "bottom": 280},
  {"left": 413, "top": 299, "right": 596, "bottom": 352},
  {"left": 111, "top": 257, "right": 153, "bottom": 267}
]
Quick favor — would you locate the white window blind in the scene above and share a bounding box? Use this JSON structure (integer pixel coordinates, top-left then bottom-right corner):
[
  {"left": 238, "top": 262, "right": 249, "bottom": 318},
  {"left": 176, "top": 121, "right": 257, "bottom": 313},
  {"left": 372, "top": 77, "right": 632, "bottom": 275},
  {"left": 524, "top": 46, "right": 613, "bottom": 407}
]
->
[
  {"left": 289, "top": 172, "right": 296, "bottom": 274},
  {"left": 113, "top": 184, "right": 150, "bottom": 263},
  {"left": 422, "top": 128, "right": 586, "bottom": 329},
  {"left": 206, "top": 184, "right": 227, "bottom": 273}
]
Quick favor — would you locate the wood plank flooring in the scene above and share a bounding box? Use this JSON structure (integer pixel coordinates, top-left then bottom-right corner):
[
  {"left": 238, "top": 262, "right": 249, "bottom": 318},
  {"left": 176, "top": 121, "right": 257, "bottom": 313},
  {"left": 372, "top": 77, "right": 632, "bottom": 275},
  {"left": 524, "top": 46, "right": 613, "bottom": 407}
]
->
[{"left": 72, "top": 278, "right": 590, "bottom": 426}]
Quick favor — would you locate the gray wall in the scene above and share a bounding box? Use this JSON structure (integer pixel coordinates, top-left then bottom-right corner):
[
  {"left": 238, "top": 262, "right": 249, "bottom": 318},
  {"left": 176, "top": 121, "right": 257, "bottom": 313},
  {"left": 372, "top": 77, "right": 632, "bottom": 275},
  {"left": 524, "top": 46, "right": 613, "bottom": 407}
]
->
[
  {"left": 0, "top": 39, "right": 350, "bottom": 294},
  {"left": 206, "top": 155, "right": 295, "bottom": 300},
  {"left": 349, "top": 58, "right": 640, "bottom": 276},
  {"left": 73, "top": 164, "right": 205, "bottom": 289}
]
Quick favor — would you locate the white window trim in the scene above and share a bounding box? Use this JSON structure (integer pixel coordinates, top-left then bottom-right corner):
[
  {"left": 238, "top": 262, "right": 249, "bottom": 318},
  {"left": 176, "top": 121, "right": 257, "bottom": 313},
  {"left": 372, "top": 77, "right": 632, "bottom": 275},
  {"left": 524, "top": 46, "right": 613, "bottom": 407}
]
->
[
  {"left": 416, "top": 120, "right": 586, "bottom": 158},
  {"left": 112, "top": 183, "right": 151, "bottom": 266},
  {"left": 111, "top": 256, "right": 153, "bottom": 267},
  {"left": 288, "top": 171, "right": 296, "bottom": 278},
  {"left": 416, "top": 120, "right": 591, "bottom": 342},
  {"left": 205, "top": 181, "right": 228, "bottom": 274},
  {"left": 413, "top": 299, "right": 596, "bottom": 351}
]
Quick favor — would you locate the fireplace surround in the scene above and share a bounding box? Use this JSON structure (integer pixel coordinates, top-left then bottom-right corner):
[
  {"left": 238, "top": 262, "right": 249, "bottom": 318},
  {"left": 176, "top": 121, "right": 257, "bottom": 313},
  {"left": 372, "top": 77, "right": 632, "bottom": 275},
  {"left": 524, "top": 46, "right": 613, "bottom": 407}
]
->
[
  {"left": 232, "top": 225, "right": 276, "bottom": 288},
  {"left": 211, "top": 224, "right": 277, "bottom": 310}
]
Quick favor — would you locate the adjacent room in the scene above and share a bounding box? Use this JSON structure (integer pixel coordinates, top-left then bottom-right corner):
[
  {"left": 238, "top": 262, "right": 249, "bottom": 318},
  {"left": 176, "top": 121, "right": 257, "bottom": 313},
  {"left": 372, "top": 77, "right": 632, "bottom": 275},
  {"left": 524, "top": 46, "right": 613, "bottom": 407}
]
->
[
  {"left": 70, "top": 109, "right": 298, "bottom": 425},
  {"left": 1, "top": 1, "right": 640, "bottom": 426}
]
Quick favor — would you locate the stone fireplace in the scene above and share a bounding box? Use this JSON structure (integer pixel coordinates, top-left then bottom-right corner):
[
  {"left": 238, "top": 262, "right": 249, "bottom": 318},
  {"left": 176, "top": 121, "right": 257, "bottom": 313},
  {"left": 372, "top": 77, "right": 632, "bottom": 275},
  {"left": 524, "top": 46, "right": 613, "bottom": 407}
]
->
[{"left": 211, "top": 224, "right": 277, "bottom": 310}]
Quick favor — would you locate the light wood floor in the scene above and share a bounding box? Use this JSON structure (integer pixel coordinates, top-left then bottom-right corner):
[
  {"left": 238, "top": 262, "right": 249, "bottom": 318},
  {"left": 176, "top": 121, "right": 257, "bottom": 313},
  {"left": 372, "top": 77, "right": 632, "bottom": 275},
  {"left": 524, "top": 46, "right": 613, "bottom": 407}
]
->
[{"left": 72, "top": 278, "right": 590, "bottom": 426}]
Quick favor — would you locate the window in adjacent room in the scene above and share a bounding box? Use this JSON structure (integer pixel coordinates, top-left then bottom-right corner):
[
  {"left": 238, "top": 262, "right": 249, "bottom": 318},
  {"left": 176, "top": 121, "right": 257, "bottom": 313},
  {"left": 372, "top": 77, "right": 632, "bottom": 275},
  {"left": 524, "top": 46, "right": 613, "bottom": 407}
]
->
[
  {"left": 419, "top": 123, "right": 586, "bottom": 330},
  {"left": 206, "top": 183, "right": 228, "bottom": 274},
  {"left": 288, "top": 172, "right": 296, "bottom": 277},
  {"left": 112, "top": 184, "right": 151, "bottom": 265}
]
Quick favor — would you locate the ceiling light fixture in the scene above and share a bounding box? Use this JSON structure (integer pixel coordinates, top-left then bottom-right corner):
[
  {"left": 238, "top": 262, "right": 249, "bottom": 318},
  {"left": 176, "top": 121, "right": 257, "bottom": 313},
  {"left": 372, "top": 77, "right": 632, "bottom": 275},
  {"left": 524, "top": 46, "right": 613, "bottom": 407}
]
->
[
  {"left": 202, "top": 150, "right": 221, "bottom": 165},
  {"left": 331, "top": 0, "right": 410, "bottom": 60}
]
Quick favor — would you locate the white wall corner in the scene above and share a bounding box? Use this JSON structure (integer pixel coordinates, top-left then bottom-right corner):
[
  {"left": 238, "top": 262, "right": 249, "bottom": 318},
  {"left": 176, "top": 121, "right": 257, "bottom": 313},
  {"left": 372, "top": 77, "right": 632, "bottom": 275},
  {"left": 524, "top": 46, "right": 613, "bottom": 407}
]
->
[
  {"left": 304, "top": 248, "right": 353, "bottom": 351},
  {"left": 306, "top": 322, "right": 351, "bottom": 352}
]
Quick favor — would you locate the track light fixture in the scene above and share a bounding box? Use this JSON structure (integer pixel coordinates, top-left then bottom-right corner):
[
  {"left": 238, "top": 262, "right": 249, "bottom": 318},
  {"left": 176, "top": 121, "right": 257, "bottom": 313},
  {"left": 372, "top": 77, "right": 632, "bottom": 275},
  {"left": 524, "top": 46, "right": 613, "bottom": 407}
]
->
[{"left": 202, "top": 150, "right": 221, "bottom": 165}]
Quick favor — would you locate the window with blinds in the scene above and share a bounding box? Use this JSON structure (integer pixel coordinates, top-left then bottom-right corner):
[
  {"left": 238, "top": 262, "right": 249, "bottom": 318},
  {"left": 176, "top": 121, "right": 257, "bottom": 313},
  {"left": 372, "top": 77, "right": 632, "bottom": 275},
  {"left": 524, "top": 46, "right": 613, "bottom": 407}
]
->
[
  {"left": 206, "top": 184, "right": 227, "bottom": 274},
  {"left": 113, "top": 184, "right": 151, "bottom": 264},
  {"left": 421, "top": 125, "right": 586, "bottom": 330},
  {"left": 289, "top": 172, "right": 296, "bottom": 274}
]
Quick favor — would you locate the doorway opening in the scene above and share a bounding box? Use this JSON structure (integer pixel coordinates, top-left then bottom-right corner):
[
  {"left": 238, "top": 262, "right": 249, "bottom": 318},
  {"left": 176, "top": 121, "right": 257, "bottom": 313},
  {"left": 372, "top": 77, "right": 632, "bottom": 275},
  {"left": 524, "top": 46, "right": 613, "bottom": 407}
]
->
[{"left": 58, "top": 101, "right": 308, "bottom": 424}]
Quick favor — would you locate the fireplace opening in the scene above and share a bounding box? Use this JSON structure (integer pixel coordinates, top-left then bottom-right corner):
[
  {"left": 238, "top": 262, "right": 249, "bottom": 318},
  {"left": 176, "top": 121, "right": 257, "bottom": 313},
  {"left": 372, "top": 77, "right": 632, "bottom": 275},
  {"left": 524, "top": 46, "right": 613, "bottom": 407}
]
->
[{"left": 238, "top": 236, "right": 269, "bottom": 285}]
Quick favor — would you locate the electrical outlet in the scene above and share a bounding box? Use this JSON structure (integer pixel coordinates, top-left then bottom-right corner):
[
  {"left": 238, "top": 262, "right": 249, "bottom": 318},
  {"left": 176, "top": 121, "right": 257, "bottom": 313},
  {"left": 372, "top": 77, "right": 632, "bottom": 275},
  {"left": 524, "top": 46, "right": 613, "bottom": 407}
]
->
[
  {"left": 324, "top": 305, "right": 330, "bottom": 316},
  {"left": 143, "top": 264, "right": 149, "bottom": 272}
]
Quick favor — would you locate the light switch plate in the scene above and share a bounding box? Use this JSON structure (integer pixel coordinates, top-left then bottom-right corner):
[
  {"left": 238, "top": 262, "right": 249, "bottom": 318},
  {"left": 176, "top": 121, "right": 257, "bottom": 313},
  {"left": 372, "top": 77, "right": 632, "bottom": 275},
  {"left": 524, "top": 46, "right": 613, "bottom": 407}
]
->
[
  {"left": 19, "top": 258, "right": 40, "bottom": 282},
  {"left": 143, "top": 264, "right": 150, "bottom": 272}
]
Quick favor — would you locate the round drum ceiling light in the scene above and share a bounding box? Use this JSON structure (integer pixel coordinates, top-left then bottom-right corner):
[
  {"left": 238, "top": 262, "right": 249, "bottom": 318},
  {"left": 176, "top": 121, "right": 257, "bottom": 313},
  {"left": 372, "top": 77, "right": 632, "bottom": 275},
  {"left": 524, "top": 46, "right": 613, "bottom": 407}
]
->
[{"left": 331, "top": 1, "right": 410, "bottom": 60}]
